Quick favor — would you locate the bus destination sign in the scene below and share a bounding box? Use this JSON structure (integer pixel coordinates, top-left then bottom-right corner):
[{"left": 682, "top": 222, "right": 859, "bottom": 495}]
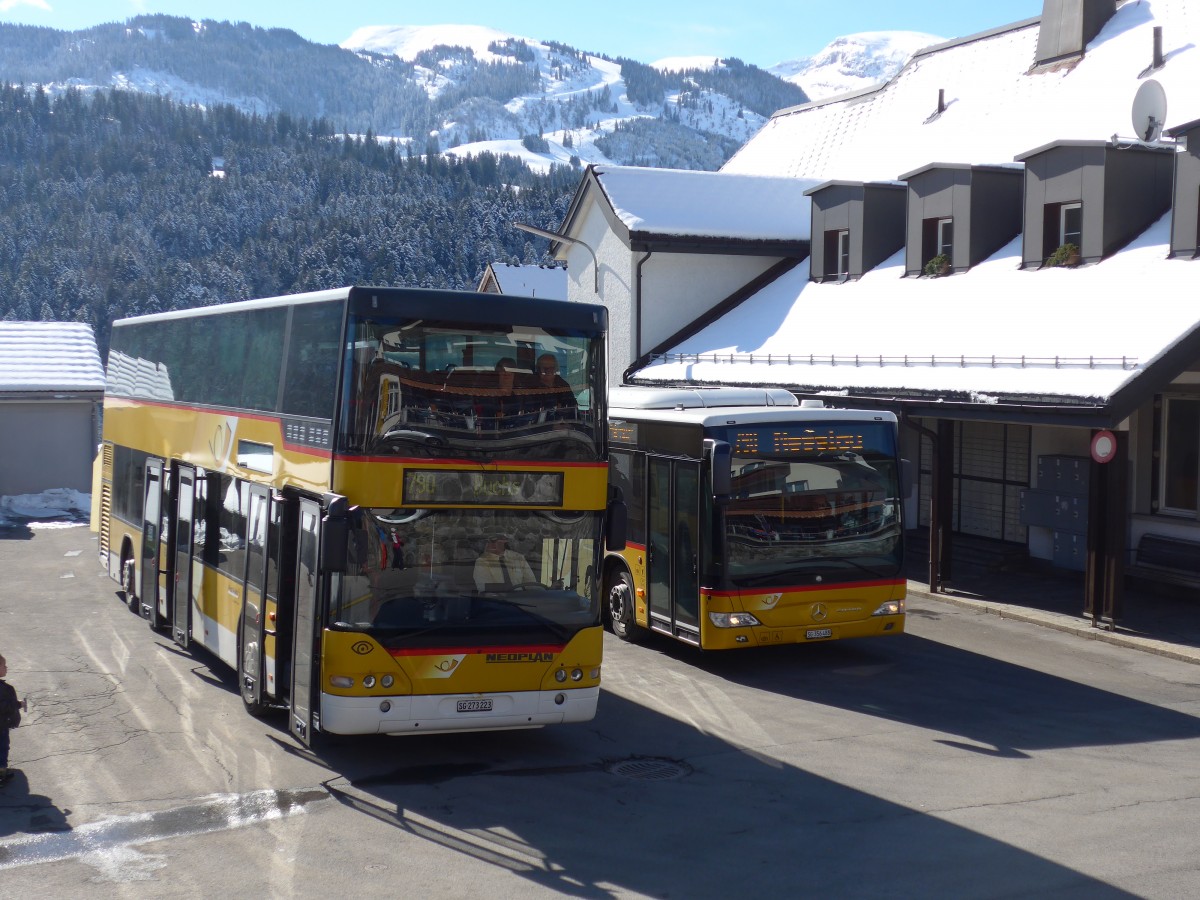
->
[
  {"left": 734, "top": 429, "right": 866, "bottom": 456},
  {"left": 403, "top": 469, "right": 565, "bottom": 506}
]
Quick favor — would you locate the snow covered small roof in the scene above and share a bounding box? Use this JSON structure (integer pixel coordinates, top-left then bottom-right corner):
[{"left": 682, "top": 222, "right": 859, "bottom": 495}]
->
[
  {"left": 635, "top": 213, "right": 1200, "bottom": 416},
  {"left": 483, "top": 263, "right": 568, "bottom": 300},
  {"left": 723, "top": 1, "right": 1200, "bottom": 183},
  {"left": 0, "top": 322, "right": 105, "bottom": 393},
  {"left": 588, "top": 165, "right": 820, "bottom": 243}
]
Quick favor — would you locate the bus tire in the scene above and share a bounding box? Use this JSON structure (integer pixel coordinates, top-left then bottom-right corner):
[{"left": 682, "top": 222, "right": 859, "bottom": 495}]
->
[
  {"left": 120, "top": 549, "right": 139, "bottom": 614},
  {"left": 237, "top": 626, "right": 271, "bottom": 718},
  {"left": 607, "top": 569, "right": 644, "bottom": 643}
]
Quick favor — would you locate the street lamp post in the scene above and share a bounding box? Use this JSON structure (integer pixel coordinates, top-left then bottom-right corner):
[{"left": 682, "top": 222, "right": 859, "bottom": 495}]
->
[{"left": 512, "top": 222, "right": 599, "bottom": 294}]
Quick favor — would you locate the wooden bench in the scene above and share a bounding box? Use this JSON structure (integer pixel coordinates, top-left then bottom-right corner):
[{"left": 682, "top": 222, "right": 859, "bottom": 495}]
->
[{"left": 1130, "top": 533, "right": 1200, "bottom": 588}]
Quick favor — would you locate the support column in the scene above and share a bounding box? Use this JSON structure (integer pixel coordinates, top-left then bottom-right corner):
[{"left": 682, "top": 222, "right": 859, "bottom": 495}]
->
[
  {"left": 931, "top": 420, "right": 955, "bottom": 591},
  {"left": 1084, "top": 431, "right": 1127, "bottom": 626}
]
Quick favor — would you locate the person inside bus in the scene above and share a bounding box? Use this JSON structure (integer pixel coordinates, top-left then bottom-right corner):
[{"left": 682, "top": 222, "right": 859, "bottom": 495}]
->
[
  {"left": 473, "top": 533, "right": 536, "bottom": 592},
  {"left": 481, "top": 357, "right": 531, "bottom": 430},
  {"left": 533, "top": 353, "right": 578, "bottom": 421}
]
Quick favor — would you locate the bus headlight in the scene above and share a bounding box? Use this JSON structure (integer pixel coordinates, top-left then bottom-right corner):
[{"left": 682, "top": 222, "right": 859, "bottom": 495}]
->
[
  {"left": 709, "top": 611, "right": 762, "bottom": 628},
  {"left": 329, "top": 675, "right": 354, "bottom": 688},
  {"left": 363, "top": 675, "right": 377, "bottom": 689},
  {"left": 871, "top": 599, "right": 905, "bottom": 616},
  {"left": 381, "top": 674, "right": 394, "bottom": 688},
  {"left": 554, "top": 669, "right": 567, "bottom": 682},
  {"left": 570, "top": 668, "right": 583, "bottom": 682}
]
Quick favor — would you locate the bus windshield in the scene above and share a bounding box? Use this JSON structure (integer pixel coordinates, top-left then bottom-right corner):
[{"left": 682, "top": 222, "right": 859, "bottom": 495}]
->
[
  {"left": 341, "top": 315, "right": 603, "bottom": 462},
  {"left": 330, "top": 507, "right": 602, "bottom": 647},
  {"left": 710, "top": 422, "right": 903, "bottom": 587}
]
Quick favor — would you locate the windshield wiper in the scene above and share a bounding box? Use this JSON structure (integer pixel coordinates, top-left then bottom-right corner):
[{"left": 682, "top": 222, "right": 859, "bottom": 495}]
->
[{"left": 372, "top": 428, "right": 448, "bottom": 450}]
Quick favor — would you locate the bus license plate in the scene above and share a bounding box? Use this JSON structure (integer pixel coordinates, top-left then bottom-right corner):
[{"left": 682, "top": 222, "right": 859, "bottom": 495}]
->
[
  {"left": 806, "top": 628, "right": 833, "bottom": 639},
  {"left": 457, "top": 699, "right": 493, "bottom": 713}
]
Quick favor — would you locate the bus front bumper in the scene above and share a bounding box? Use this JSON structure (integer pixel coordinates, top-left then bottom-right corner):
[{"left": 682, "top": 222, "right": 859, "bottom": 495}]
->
[{"left": 319, "top": 686, "right": 599, "bottom": 735}]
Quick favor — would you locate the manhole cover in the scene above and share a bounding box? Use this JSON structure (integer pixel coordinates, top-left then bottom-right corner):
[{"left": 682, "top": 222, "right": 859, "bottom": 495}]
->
[{"left": 606, "top": 757, "right": 691, "bottom": 781}]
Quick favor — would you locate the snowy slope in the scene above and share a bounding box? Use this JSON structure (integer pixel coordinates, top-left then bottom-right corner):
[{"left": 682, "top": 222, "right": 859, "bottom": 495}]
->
[
  {"left": 341, "top": 24, "right": 772, "bottom": 173},
  {"left": 769, "top": 31, "right": 942, "bottom": 100}
]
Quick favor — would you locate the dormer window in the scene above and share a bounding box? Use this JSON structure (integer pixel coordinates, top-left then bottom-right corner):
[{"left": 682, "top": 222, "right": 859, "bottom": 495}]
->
[
  {"left": 805, "top": 181, "right": 906, "bottom": 283},
  {"left": 1060, "top": 203, "right": 1082, "bottom": 247},
  {"left": 829, "top": 230, "right": 850, "bottom": 281},
  {"left": 900, "top": 163, "right": 1022, "bottom": 277},
  {"left": 1040, "top": 201, "right": 1082, "bottom": 264},
  {"left": 1016, "top": 140, "right": 1171, "bottom": 268},
  {"left": 937, "top": 218, "right": 953, "bottom": 258}
]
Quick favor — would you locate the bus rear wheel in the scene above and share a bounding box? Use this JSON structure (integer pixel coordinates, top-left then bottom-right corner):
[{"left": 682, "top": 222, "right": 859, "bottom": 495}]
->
[{"left": 607, "top": 570, "right": 644, "bottom": 643}]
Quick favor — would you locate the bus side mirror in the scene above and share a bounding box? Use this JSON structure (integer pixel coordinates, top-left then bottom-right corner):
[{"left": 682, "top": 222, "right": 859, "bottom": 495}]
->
[
  {"left": 606, "top": 487, "right": 627, "bottom": 551},
  {"left": 901, "top": 458, "right": 915, "bottom": 500},
  {"left": 321, "top": 494, "right": 350, "bottom": 574},
  {"left": 704, "top": 439, "right": 732, "bottom": 498}
]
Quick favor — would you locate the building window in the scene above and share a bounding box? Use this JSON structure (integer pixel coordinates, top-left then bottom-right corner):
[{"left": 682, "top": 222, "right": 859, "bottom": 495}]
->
[
  {"left": 1060, "top": 203, "right": 1082, "bottom": 247},
  {"left": 918, "top": 420, "right": 1030, "bottom": 543},
  {"left": 1160, "top": 396, "right": 1200, "bottom": 515},
  {"left": 920, "top": 217, "right": 953, "bottom": 272},
  {"left": 1042, "top": 201, "right": 1083, "bottom": 260},
  {"left": 822, "top": 229, "right": 850, "bottom": 282},
  {"left": 937, "top": 218, "right": 953, "bottom": 257}
]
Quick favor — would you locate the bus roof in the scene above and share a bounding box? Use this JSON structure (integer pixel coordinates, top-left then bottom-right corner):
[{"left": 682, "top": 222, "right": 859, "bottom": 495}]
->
[
  {"left": 111, "top": 286, "right": 608, "bottom": 332},
  {"left": 610, "top": 404, "right": 898, "bottom": 428},
  {"left": 609, "top": 386, "right": 897, "bottom": 427},
  {"left": 609, "top": 385, "right": 800, "bottom": 410}
]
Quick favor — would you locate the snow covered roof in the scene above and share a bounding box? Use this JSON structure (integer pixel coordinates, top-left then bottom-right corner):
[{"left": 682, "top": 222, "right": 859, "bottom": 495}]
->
[
  {"left": 482, "top": 263, "right": 568, "bottom": 300},
  {"left": 636, "top": 213, "right": 1200, "bottom": 414},
  {"left": 0, "top": 322, "right": 105, "bottom": 394},
  {"left": 724, "top": 2, "right": 1200, "bottom": 182},
  {"left": 629, "top": 0, "right": 1200, "bottom": 419},
  {"left": 590, "top": 165, "right": 820, "bottom": 243}
]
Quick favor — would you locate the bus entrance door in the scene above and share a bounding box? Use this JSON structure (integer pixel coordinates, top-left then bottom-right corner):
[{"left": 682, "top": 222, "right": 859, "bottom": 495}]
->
[
  {"left": 238, "top": 484, "right": 271, "bottom": 712},
  {"left": 647, "top": 458, "right": 701, "bottom": 641},
  {"left": 289, "top": 497, "right": 322, "bottom": 747},
  {"left": 139, "top": 459, "right": 165, "bottom": 624},
  {"left": 169, "top": 463, "right": 197, "bottom": 649}
]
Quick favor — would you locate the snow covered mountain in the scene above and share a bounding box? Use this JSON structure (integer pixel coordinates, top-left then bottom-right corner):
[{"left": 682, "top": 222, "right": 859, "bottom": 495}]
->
[
  {"left": 0, "top": 16, "right": 932, "bottom": 171},
  {"left": 769, "top": 31, "right": 943, "bottom": 101},
  {"left": 339, "top": 24, "right": 792, "bottom": 172}
]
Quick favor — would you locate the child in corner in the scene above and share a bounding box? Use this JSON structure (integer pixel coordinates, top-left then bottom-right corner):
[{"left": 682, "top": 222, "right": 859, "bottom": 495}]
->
[{"left": 0, "top": 653, "right": 27, "bottom": 784}]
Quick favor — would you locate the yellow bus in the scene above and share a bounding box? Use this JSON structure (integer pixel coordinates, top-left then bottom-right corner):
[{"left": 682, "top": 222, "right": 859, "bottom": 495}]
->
[
  {"left": 96, "top": 286, "right": 620, "bottom": 746},
  {"left": 603, "top": 386, "right": 907, "bottom": 650}
]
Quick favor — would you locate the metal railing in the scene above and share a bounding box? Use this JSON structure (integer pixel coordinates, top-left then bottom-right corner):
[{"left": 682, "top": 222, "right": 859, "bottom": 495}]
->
[{"left": 646, "top": 352, "right": 1138, "bottom": 370}]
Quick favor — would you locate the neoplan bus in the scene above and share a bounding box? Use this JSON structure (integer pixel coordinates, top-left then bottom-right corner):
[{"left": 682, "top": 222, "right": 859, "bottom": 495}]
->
[
  {"left": 603, "top": 386, "right": 907, "bottom": 650},
  {"left": 96, "top": 286, "right": 623, "bottom": 746}
]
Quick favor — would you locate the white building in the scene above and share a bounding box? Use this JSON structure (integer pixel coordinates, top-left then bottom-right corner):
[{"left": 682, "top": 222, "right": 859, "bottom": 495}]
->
[{"left": 541, "top": 0, "right": 1200, "bottom": 613}]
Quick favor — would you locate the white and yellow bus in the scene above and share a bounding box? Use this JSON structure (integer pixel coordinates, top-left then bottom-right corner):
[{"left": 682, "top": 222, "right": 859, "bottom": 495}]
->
[
  {"left": 604, "top": 386, "right": 907, "bottom": 650},
  {"left": 96, "top": 286, "right": 620, "bottom": 746}
]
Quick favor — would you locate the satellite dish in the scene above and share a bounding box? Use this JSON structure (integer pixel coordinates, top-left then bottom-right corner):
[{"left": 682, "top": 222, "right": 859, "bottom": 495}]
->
[{"left": 1131, "top": 79, "right": 1167, "bottom": 142}]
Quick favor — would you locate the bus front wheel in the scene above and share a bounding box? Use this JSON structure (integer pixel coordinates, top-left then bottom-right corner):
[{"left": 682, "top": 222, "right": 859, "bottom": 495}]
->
[
  {"left": 607, "top": 570, "right": 644, "bottom": 643},
  {"left": 237, "top": 626, "right": 271, "bottom": 718},
  {"left": 120, "top": 551, "right": 139, "bottom": 614}
]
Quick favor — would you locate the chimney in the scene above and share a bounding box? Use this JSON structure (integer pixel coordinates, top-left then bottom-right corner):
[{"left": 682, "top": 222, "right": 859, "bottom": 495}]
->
[
  {"left": 1035, "top": 0, "right": 1117, "bottom": 67},
  {"left": 1152, "top": 26, "right": 1164, "bottom": 70}
]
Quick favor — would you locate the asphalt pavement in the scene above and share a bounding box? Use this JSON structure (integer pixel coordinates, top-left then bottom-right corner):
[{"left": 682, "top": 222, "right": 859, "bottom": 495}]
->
[{"left": 906, "top": 553, "right": 1200, "bottom": 667}]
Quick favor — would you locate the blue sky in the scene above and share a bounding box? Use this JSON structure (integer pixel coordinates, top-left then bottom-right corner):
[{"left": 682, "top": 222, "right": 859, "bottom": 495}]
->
[{"left": 1, "top": 0, "right": 1044, "bottom": 67}]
